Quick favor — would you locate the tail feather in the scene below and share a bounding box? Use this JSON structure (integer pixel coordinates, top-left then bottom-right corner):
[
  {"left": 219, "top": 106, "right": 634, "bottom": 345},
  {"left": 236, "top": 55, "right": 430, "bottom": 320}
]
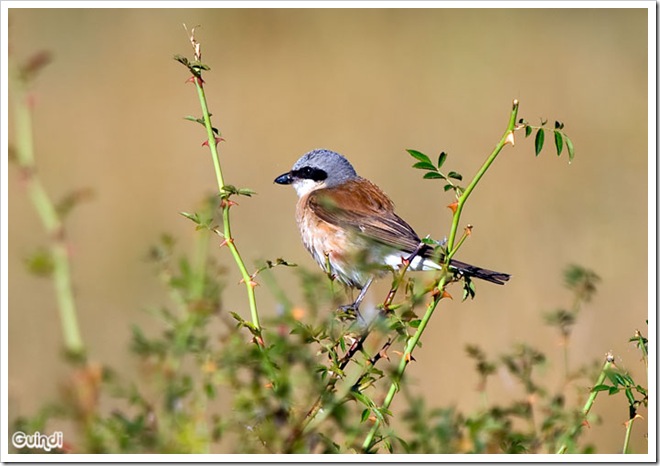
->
[{"left": 448, "top": 258, "right": 511, "bottom": 285}]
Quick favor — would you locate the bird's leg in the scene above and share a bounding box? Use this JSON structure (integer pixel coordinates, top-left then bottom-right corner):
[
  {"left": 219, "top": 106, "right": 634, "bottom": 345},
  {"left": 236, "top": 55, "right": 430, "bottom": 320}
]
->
[
  {"left": 338, "top": 276, "right": 374, "bottom": 320},
  {"left": 353, "top": 276, "right": 374, "bottom": 310}
]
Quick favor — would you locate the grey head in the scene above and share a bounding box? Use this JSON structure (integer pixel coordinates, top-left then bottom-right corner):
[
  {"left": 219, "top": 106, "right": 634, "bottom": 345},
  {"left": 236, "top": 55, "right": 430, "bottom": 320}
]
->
[{"left": 274, "top": 149, "right": 358, "bottom": 197}]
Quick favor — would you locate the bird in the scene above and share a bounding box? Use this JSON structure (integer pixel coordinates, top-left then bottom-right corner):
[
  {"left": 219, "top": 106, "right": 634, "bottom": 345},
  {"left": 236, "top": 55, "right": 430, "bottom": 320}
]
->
[{"left": 274, "top": 149, "right": 510, "bottom": 309}]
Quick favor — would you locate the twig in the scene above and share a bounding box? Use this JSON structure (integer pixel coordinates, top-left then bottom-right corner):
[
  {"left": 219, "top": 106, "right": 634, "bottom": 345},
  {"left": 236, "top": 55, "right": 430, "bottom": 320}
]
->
[
  {"left": 362, "top": 99, "right": 520, "bottom": 452},
  {"left": 181, "top": 26, "right": 261, "bottom": 333},
  {"left": 556, "top": 352, "right": 615, "bottom": 454},
  {"left": 10, "top": 53, "right": 85, "bottom": 359}
]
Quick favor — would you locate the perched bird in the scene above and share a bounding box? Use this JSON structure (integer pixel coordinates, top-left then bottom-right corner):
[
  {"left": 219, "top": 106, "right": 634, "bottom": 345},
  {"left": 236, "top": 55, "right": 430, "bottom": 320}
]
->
[{"left": 274, "top": 149, "right": 510, "bottom": 308}]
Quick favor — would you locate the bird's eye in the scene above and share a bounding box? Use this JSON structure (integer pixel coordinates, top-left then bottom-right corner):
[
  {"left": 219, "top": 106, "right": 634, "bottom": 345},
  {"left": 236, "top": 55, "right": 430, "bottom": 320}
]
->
[{"left": 293, "top": 166, "right": 327, "bottom": 182}]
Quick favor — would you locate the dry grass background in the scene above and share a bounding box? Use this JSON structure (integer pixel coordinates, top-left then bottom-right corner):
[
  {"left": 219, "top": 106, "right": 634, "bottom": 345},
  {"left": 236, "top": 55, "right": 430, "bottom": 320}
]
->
[{"left": 7, "top": 7, "right": 649, "bottom": 453}]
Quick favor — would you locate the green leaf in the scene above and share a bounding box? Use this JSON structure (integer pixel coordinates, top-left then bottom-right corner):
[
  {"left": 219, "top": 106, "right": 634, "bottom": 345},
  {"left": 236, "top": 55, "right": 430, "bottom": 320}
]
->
[
  {"left": 423, "top": 172, "right": 444, "bottom": 180},
  {"left": 554, "top": 130, "right": 564, "bottom": 156},
  {"left": 624, "top": 388, "right": 636, "bottom": 406},
  {"left": 361, "top": 408, "right": 370, "bottom": 423},
  {"left": 409, "top": 319, "right": 421, "bottom": 328},
  {"left": 608, "top": 386, "right": 620, "bottom": 395},
  {"left": 448, "top": 171, "right": 463, "bottom": 181},
  {"left": 525, "top": 125, "right": 533, "bottom": 137},
  {"left": 173, "top": 54, "right": 190, "bottom": 67},
  {"left": 437, "top": 152, "right": 448, "bottom": 168},
  {"left": 443, "top": 184, "right": 453, "bottom": 192},
  {"left": 180, "top": 211, "right": 200, "bottom": 224},
  {"left": 229, "top": 311, "right": 245, "bottom": 324},
  {"left": 534, "top": 128, "right": 545, "bottom": 156},
  {"left": 592, "top": 384, "right": 611, "bottom": 393},
  {"left": 412, "top": 161, "right": 437, "bottom": 171},
  {"left": 565, "top": 135, "right": 575, "bottom": 162},
  {"left": 406, "top": 149, "right": 432, "bottom": 165},
  {"left": 237, "top": 187, "right": 257, "bottom": 197}
]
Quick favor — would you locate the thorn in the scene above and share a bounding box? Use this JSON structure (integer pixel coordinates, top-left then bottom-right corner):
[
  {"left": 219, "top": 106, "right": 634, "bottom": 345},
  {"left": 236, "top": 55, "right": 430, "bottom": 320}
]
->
[
  {"left": 405, "top": 352, "right": 415, "bottom": 363},
  {"left": 505, "top": 130, "right": 515, "bottom": 146},
  {"left": 219, "top": 237, "right": 234, "bottom": 248},
  {"left": 220, "top": 199, "right": 238, "bottom": 209},
  {"left": 392, "top": 350, "right": 403, "bottom": 357},
  {"left": 379, "top": 349, "right": 390, "bottom": 361},
  {"left": 441, "top": 290, "right": 453, "bottom": 300},
  {"left": 447, "top": 200, "right": 458, "bottom": 214},
  {"left": 581, "top": 419, "right": 591, "bottom": 429},
  {"left": 264, "top": 382, "right": 273, "bottom": 389},
  {"left": 254, "top": 335, "right": 265, "bottom": 347},
  {"left": 238, "top": 273, "right": 259, "bottom": 288},
  {"left": 201, "top": 137, "right": 225, "bottom": 147},
  {"left": 185, "top": 75, "right": 205, "bottom": 86},
  {"left": 368, "top": 415, "right": 377, "bottom": 423}
]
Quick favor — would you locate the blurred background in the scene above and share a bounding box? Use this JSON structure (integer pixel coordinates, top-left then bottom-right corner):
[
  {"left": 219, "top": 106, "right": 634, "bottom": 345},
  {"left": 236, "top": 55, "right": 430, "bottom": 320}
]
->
[{"left": 7, "top": 7, "right": 649, "bottom": 453}]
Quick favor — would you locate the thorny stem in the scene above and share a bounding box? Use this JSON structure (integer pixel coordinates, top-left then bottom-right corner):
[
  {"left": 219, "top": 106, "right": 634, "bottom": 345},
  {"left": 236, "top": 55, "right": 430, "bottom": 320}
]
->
[
  {"left": 286, "top": 244, "right": 425, "bottom": 450},
  {"left": 185, "top": 28, "right": 261, "bottom": 332},
  {"left": 556, "top": 353, "right": 614, "bottom": 454},
  {"left": 362, "top": 100, "right": 520, "bottom": 452},
  {"left": 10, "top": 57, "right": 85, "bottom": 359},
  {"left": 446, "top": 99, "right": 519, "bottom": 257}
]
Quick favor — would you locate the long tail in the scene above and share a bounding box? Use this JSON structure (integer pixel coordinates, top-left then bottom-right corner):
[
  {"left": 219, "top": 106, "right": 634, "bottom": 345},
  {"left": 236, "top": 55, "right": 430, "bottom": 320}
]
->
[{"left": 448, "top": 258, "right": 511, "bottom": 285}]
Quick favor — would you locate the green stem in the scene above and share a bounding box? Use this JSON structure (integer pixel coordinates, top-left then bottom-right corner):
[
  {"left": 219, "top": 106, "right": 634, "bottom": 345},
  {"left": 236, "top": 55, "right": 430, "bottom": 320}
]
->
[
  {"left": 622, "top": 416, "right": 636, "bottom": 454},
  {"left": 556, "top": 354, "right": 613, "bottom": 454},
  {"left": 288, "top": 248, "right": 422, "bottom": 451},
  {"left": 446, "top": 100, "right": 519, "bottom": 256},
  {"left": 11, "top": 66, "right": 85, "bottom": 358},
  {"left": 362, "top": 275, "right": 448, "bottom": 452},
  {"left": 191, "top": 76, "right": 260, "bottom": 331},
  {"left": 362, "top": 100, "right": 520, "bottom": 452}
]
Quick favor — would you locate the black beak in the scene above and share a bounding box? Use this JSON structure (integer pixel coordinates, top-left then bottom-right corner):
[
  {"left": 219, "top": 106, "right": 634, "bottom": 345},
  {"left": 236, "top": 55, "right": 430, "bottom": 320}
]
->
[{"left": 274, "top": 172, "right": 294, "bottom": 185}]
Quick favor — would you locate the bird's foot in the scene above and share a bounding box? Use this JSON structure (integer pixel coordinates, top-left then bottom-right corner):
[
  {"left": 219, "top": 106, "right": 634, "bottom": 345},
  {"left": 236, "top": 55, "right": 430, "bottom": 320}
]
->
[{"left": 336, "top": 302, "right": 360, "bottom": 320}]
